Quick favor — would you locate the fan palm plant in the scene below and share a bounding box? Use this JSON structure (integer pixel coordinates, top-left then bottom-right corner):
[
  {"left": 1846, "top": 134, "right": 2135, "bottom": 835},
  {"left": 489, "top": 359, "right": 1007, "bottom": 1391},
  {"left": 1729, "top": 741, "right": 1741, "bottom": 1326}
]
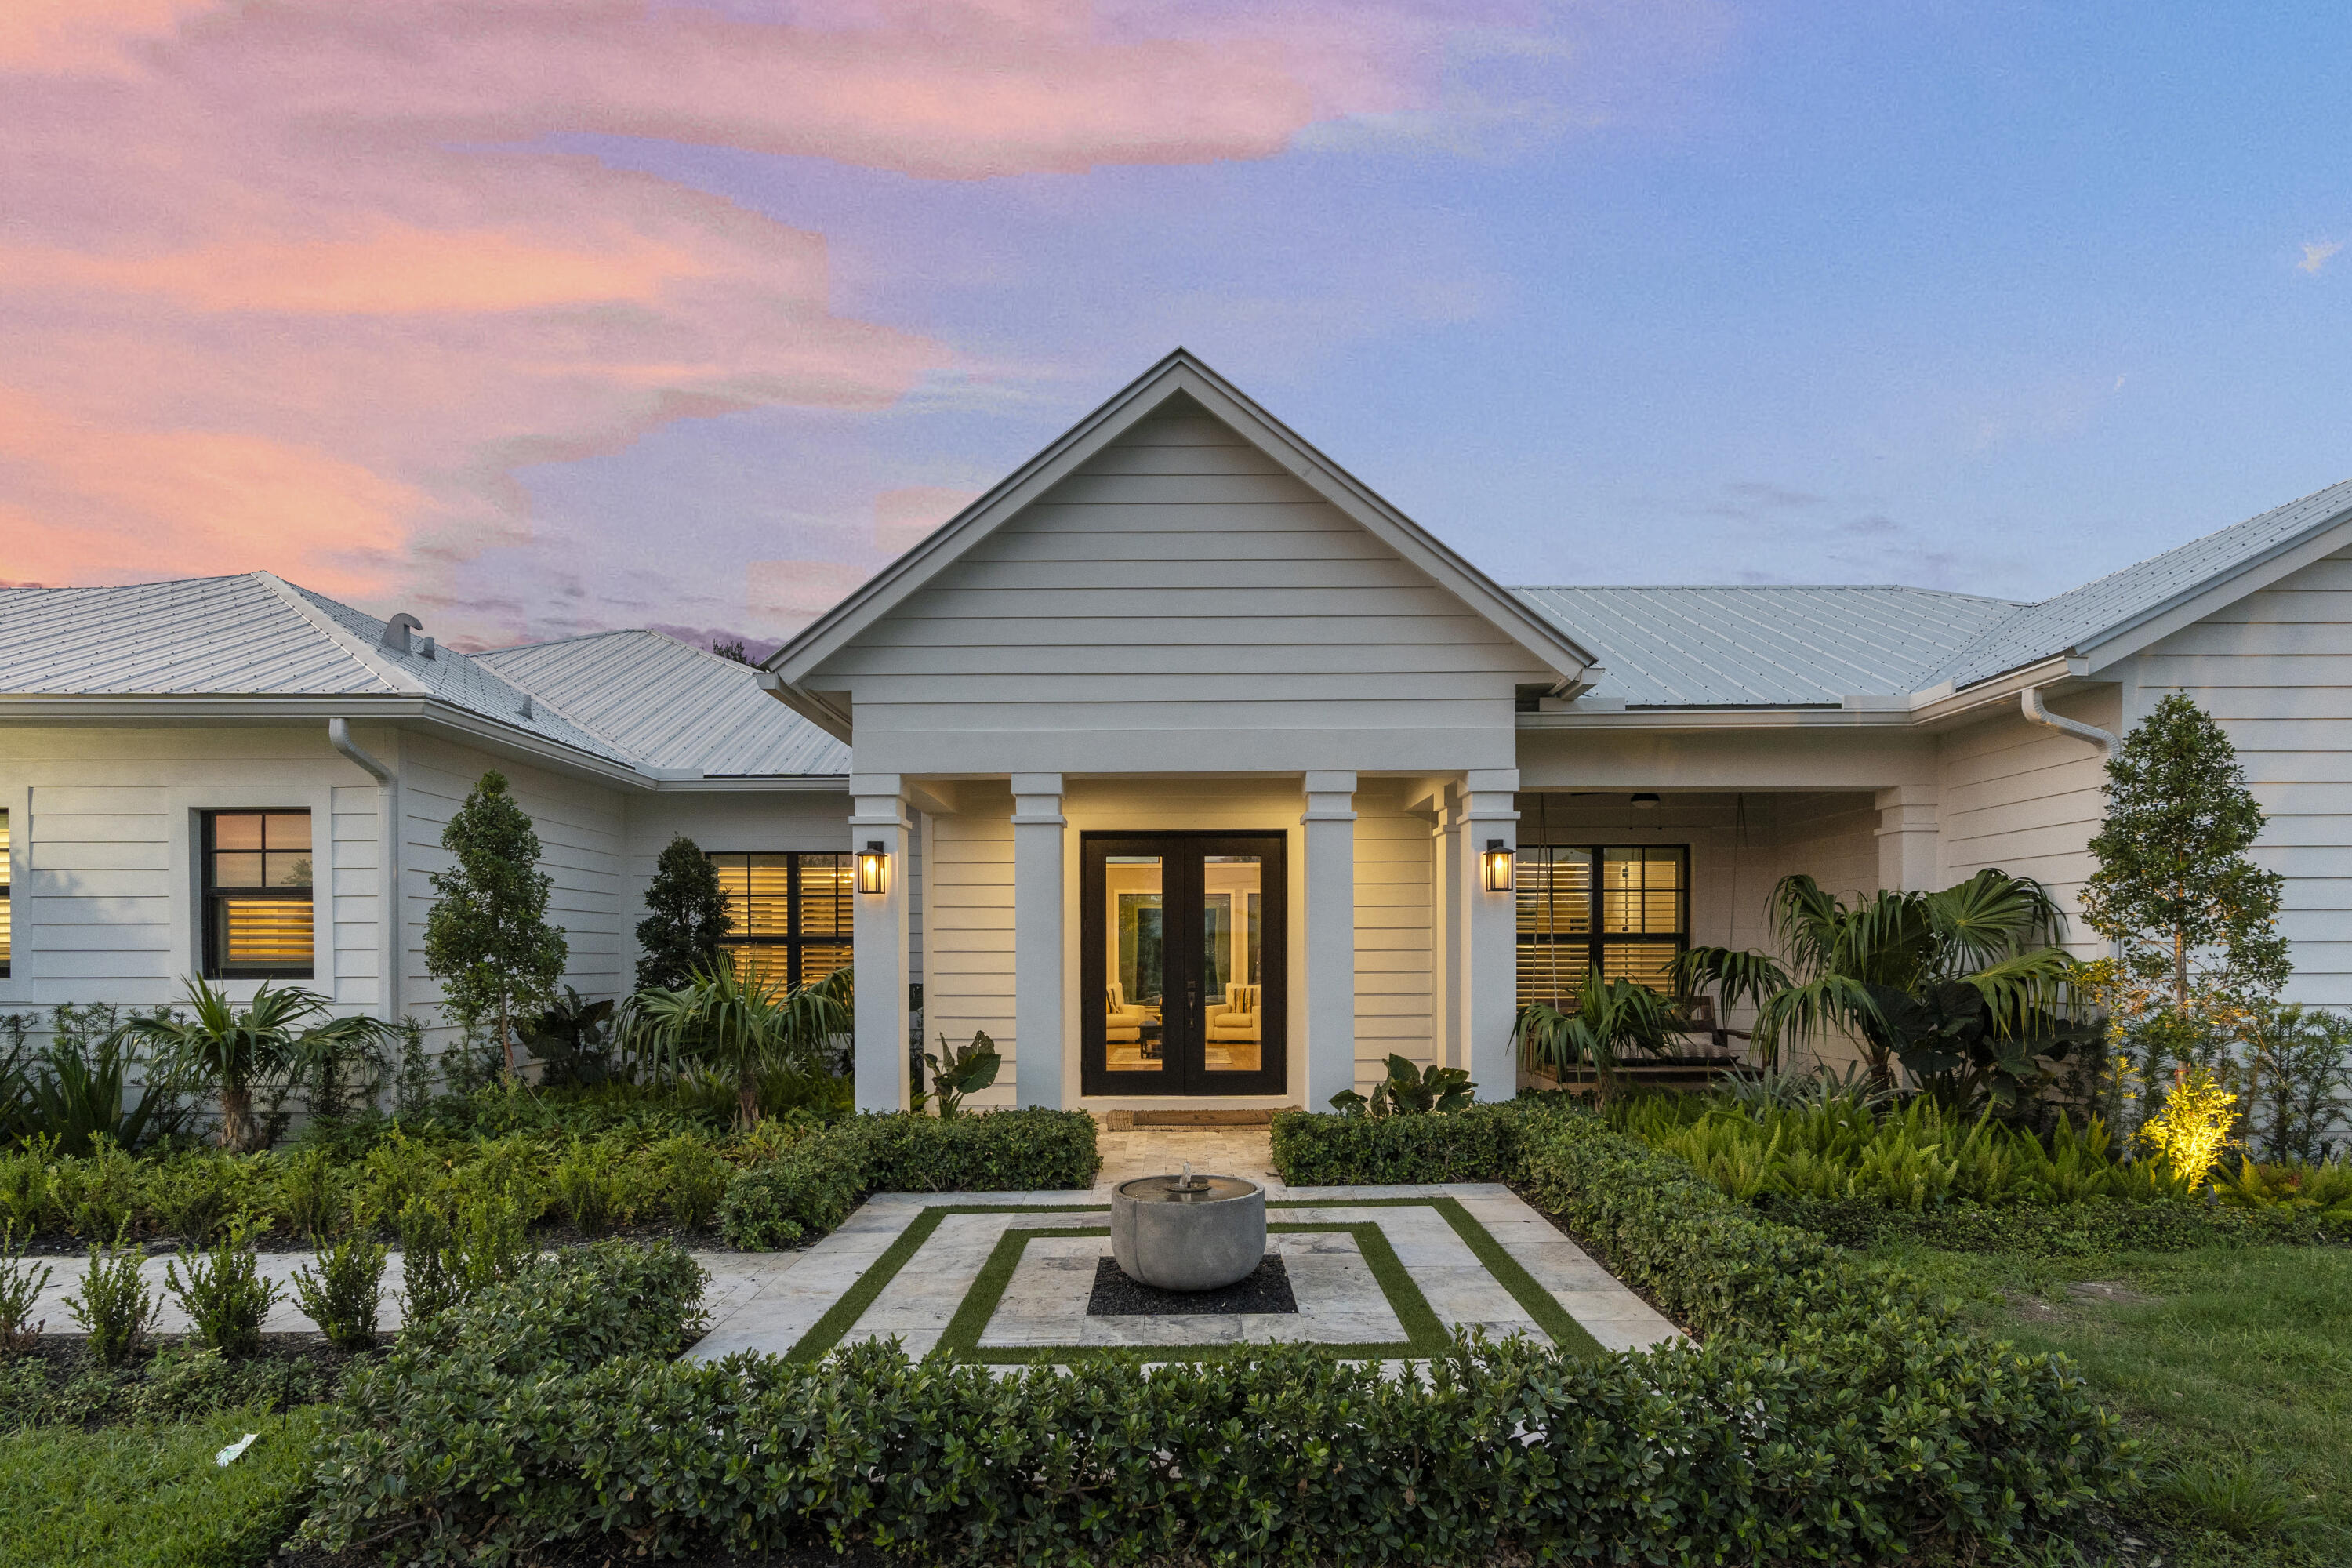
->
[
  {"left": 114, "top": 978, "right": 394, "bottom": 1152},
  {"left": 630, "top": 959, "right": 848, "bottom": 1128},
  {"left": 1512, "top": 969, "right": 1679, "bottom": 1104},
  {"left": 1674, "top": 869, "right": 2082, "bottom": 1095}
]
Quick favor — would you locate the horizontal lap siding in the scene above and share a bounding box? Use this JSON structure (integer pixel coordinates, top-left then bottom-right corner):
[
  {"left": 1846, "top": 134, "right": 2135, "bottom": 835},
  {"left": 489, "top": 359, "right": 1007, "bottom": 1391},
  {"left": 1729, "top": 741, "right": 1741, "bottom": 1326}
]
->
[
  {"left": 1354, "top": 783, "right": 1434, "bottom": 1089},
  {"left": 822, "top": 402, "right": 1540, "bottom": 773},
  {"left": 925, "top": 800, "right": 1016, "bottom": 1109},
  {"left": 0, "top": 728, "right": 379, "bottom": 1012},
  {"left": 400, "top": 736, "right": 624, "bottom": 1055},
  {"left": 2145, "top": 547, "right": 2352, "bottom": 1008},
  {"left": 1936, "top": 688, "right": 2118, "bottom": 958}
]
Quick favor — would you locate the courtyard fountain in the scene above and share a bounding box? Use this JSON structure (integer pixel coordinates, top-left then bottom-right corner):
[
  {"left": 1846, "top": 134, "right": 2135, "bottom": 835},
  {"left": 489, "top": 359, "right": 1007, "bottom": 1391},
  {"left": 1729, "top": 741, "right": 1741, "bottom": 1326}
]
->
[{"left": 1109, "top": 1163, "right": 1268, "bottom": 1291}]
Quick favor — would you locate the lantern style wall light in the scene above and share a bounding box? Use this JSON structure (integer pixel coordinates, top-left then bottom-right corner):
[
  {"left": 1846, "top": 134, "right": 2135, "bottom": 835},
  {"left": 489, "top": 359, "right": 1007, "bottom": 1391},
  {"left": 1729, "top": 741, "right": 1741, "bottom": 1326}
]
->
[
  {"left": 1481, "top": 838, "right": 1515, "bottom": 893},
  {"left": 856, "top": 840, "right": 888, "bottom": 895}
]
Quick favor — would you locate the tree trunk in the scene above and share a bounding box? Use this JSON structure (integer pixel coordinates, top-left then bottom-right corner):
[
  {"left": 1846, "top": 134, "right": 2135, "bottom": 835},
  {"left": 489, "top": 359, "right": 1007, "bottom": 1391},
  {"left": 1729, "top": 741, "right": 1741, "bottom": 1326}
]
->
[
  {"left": 220, "top": 1086, "right": 252, "bottom": 1152},
  {"left": 2174, "top": 928, "right": 2190, "bottom": 1009},
  {"left": 498, "top": 993, "right": 517, "bottom": 1085},
  {"left": 737, "top": 1069, "right": 760, "bottom": 1130}
]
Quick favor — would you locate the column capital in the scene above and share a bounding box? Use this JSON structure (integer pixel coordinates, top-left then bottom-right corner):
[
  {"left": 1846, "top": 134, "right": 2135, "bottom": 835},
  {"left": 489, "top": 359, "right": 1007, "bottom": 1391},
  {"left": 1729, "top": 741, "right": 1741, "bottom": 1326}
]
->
[
  {"left": 1011, "top": 772, "right": 1065, "bottom": 796},
  {"left": 848, "top": 771, "right": 905, "bottom": 797},
  {"left": 1464, "top": 767, "right": 1519, "bottom": 793},
  {"left": 1301, "top": 770, "right": 1357, "bottom": 823}
]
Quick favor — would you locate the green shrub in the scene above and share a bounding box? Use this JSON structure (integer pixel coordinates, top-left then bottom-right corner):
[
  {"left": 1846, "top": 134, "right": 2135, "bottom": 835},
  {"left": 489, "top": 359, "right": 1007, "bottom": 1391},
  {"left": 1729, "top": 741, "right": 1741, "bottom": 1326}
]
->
[
  {"left": 163, "top": 1221, "right": 281, "bottom": 1359},
  {"left": 49, "top": 1135, "right": 139, "bottom": 1239},
  {"left": 552, "top": 1136, "right": 625, "bottom": 1231},
  {"left": 291, "top": 1235, "right": 387, "bottom": 1351},
  {"left": 0, "top": 1341, "right": 342, "bottom": 1428},
  {"left": 649, "top": 1133, "right": 729, "bottom": 1232},
  {"left": 1, "top": 1226, "right": 53, "bottom": 1352},
  {"left": 65, "top": 1236, "right": 157, "bottom": 1366},
  {"left": 301, "top": 1228, "right": 2128, "bottom": 1567},
  {"left": 270, "top": 1144, "right": 348, "bottom": 1239},
  {"left": 0, "top": 1145, "right": 51, "bottom": 1236},
  {"left": 1271, "top": 1102, "right": 1531, "bottom": 1183},
  {"left": 397, "top": 1187, "right": 532, "bottom": 1320},
  {"left": 1758, "top": 1190, "right": 2342, "bottom": 1254},
  {"left": 717, "top": 1108, "right": 1100, "bottom": 1250},
  {"left": 142, "top": 1149, "right": 255, "bottom": 1246}
]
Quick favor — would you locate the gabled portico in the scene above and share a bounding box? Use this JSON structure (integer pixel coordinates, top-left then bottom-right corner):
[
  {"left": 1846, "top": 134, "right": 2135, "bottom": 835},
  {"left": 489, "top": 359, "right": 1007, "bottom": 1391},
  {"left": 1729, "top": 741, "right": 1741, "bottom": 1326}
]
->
[{"left": 763, "top": 351, "right": 1599, "bottom": 1112}]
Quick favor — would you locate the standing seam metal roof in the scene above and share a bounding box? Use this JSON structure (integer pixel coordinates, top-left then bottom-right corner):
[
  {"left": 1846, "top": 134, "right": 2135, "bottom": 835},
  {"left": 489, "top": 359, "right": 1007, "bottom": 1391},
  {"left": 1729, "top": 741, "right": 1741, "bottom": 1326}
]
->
[
  {"left": 1508, "top": 585, "right": 2019, "bottom": 706},
  {"left": 474, "top": 631, "right": 848, "bottom": 777},
  {"left": 1928, "top": 477, "right": 2352, "bottom": 688}
]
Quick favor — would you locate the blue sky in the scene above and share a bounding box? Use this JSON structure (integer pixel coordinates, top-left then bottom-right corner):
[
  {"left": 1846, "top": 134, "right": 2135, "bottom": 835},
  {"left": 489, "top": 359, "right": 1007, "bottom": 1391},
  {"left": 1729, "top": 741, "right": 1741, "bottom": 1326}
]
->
[{"left": 10, "top": 2, "right": 2346, "bottom": 652}]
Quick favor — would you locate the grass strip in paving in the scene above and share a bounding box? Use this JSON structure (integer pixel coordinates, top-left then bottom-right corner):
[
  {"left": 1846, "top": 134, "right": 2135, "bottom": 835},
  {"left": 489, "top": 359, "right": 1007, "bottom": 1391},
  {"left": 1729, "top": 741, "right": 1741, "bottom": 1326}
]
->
[
  {"left": 783, "top": 1203, "right": 1105, "bottom": 1362},
  {"left": 938, "top": 1222, "right": 1439, "bottom": 1366},
  {"left": 788, "top": 1196, "right": 1609, "bottom": 1364}
]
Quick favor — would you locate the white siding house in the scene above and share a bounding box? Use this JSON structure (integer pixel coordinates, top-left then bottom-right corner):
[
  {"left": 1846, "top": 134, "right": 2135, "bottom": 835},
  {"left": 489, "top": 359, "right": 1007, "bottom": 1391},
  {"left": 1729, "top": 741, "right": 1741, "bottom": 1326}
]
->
[{"left": 7, "top": 350, "right": 2350, "bottom": 1109}]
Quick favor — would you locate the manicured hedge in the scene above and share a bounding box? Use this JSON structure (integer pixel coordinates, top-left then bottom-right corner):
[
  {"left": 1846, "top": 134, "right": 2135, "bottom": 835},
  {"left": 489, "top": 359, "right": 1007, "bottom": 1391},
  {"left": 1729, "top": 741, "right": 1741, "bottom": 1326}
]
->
[
  {"left": 1755, "top": 1191, "right": 2342, "bottom": 1256},
  {"left": 718, "top": 1108, "right": 1099, "bottom": 1249},
  {"left": 302, "top": 1128, "right": 2131, "bottom": 1566},
  {"left": 1269, "top": 1102, "right": 1534, "bottom": 1185}
]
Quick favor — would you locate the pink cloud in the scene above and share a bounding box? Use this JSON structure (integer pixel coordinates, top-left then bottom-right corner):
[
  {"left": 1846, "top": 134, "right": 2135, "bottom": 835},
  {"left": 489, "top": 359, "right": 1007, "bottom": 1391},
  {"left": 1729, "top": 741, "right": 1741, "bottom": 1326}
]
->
[{"left": 0, "top": 1, "right": 1422, "bottom": 637}]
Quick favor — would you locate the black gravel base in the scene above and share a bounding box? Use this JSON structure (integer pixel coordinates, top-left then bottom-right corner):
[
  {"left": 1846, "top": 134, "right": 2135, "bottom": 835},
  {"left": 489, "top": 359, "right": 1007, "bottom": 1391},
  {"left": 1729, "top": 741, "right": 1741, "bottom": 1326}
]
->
[{"left": 1086, "top": 1254, "right": 1297, "bottom": 1316}]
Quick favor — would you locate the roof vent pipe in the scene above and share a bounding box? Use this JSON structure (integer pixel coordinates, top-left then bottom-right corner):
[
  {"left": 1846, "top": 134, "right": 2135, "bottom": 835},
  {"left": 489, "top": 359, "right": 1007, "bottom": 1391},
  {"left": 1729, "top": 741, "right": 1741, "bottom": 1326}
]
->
[
  {"left": 381, "top": 613, "right": 422, "bottom": 654},
  {"left": 519, "top": 694, "right": 533, "bottom": 720},
  {"left": 2019, "top": 686, "right": 2117, "bottom": 758}
]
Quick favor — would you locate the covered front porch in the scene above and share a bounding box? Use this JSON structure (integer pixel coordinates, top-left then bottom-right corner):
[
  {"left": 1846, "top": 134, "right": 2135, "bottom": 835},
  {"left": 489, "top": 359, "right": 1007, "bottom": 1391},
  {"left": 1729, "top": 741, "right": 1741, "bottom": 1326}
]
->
[{"left": 847, "top": 769, "right": 1527, "bottom": 1113}]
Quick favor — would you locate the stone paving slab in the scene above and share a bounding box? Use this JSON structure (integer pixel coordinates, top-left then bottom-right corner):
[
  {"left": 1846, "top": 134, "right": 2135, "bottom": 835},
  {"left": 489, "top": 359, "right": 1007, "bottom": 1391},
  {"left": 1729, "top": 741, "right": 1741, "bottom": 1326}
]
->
[{"left": 685, "top": 1182, "right": 1682, "bottom": 1363}]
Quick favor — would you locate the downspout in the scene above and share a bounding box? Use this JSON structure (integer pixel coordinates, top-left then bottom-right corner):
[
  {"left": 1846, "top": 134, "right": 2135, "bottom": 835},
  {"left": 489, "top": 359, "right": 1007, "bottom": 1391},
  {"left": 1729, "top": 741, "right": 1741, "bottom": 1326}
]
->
[
  {"left": 327, "top": 720, "right": 400, "bottom": 1025},
  {"left": 2019, "top": 688, "right": 2127, "bottom": 971},
  {"left": 2020, "top": 686, "right": 2117, "bottom": 757}
]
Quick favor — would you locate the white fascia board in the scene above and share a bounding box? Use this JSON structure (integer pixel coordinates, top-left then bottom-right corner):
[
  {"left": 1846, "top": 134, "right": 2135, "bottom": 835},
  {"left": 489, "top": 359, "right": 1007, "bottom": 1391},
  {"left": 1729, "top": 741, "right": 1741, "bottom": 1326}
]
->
[
  {"left": 1905, "top": 655, "right": 2094, "bottom": 729},
  {"left": 0, "top": 694, "right": 656, "bottom": 790},
  {"left": 766, "top": 350, "right": 1599, "bottom": 695},
  {"left": 2077, "top": 510, "right": 2352, "bottom": 673},
  {"left": 1518, "top": 706, "right": 1913, "bottom": 731},
  {"left": 754, "top": 670, "right": 852, "bottom": 741}
]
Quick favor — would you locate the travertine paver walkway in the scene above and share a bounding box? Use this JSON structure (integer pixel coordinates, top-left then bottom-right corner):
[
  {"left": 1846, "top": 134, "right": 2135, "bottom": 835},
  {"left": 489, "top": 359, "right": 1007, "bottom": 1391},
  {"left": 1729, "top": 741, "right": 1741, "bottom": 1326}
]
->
[{"left": 24, "top": 1129, "right": 1680, "bottom": 1362}]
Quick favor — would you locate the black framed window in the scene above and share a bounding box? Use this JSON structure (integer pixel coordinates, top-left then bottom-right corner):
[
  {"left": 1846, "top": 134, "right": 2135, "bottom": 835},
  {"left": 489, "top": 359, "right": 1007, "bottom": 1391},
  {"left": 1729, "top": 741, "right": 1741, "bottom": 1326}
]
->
[
  {"left": 1, "top": 808, "right": 12, "bottom": 979},
  {"left": 708, "top": 851, "right": 851, "bottom": 994},
  {"left": 201, "top": 811, "right": 314, "bottom": 978},
  {"left": 1516, "top": 844, "right": 1687, "bottom": 1007}
]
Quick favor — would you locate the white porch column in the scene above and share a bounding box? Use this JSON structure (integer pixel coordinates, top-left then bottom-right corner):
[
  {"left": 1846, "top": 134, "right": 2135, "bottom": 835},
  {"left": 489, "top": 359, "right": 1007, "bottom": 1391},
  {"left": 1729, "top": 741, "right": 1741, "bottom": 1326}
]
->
[
  {"left": 1301, "top": 771, "right": 1357, "bottom": 1109},
  {"left": 1875, "top": 785, "right": 1941, "bottom": 892},
  {"left": 1011, "top": 773, "right": 1067, "bottom": 1109},
  {"left": 1436, "top": 789, "right": 1468, "bottom": 1073},
  {"left": 851, "top": 775, "right": 913, "bottom": 1112},
  {"left": 1459, "top": 769, "right": 1519, "bottom": 1102}
]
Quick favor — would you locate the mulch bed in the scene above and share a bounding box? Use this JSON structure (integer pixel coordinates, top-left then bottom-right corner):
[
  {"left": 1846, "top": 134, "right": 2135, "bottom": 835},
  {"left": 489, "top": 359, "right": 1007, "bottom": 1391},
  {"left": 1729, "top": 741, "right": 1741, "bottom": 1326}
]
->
[{"left": 1085, "top": 1254, "right": 1298, "bottom": 1316}]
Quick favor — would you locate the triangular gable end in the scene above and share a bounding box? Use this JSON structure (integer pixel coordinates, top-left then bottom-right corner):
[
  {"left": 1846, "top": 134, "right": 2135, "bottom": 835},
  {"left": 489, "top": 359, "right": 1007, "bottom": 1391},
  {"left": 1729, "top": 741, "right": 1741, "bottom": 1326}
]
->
[{"left": 767, "top": 350, "right": 1600, "bottom": 738}]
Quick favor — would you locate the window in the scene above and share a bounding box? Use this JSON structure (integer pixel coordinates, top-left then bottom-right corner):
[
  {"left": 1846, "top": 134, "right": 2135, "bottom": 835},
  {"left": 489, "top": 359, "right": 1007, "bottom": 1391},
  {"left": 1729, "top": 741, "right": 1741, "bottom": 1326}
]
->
[
  {"left": 707, "top": 851, "right": 852, "bottom": 994},
  {"left": 1516, "top": 844, "right": 1687, "bottom": 1007},
  {"left": 201, "top": 811, "right": 314, "bottom": 978},
  {"left": 1, "top": 808, "right": 11, "bottom": 979}
]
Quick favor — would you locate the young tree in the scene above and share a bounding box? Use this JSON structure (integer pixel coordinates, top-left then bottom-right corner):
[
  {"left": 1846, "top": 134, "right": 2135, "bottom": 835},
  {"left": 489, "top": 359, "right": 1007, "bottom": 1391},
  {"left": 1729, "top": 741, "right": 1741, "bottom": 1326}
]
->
[
  {"left": 423, "top": 771, "right": 568, "bottom": 1083},
  {"left": 2083, "top": 693, "right": 2288, "bottom": 1007},
  {"left": 634, "top": 835, "right": 731, "bottom": 992}
]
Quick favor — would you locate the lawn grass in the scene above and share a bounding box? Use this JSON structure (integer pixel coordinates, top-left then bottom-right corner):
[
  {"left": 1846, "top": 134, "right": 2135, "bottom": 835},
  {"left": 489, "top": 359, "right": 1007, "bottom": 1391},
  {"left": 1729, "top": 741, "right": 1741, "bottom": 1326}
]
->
[
  {"left": 0, "top": 1403, "right": 325, "bottom": 1567},
  {"left": 1873, "top": 1240, "right": 2352, "bottom": 1567}
]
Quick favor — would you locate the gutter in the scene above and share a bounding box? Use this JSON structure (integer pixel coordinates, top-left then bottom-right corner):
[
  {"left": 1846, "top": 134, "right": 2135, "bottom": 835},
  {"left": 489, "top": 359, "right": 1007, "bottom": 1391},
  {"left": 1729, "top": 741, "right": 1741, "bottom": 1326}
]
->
[
  {"left": 2019, "top": 686, "right": 2118, "bottom": 757},
  {"left": 328, "top": 719, "right": 401, "bottom": 1025}
]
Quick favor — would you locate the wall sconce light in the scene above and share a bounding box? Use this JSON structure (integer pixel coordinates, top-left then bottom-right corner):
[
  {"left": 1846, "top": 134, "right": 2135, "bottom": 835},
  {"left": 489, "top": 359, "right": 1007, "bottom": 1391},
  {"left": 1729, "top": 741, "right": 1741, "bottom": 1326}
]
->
[
  {"left": 1482, "top": 838, "right": 1515, "bottom": 893},
  {"left": 1630, "top": 792, "right": 1661, "bottom": 809},
  {"left": 856, "top": 840, "right": 888, "bottom": 895}
]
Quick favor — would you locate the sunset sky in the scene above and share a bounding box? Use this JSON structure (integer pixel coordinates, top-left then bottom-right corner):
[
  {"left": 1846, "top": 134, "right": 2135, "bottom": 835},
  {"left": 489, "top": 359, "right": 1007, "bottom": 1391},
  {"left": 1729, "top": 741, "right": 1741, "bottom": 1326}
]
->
[{"left": 4, "top": 2, "right": 2347, "bottom": 653}]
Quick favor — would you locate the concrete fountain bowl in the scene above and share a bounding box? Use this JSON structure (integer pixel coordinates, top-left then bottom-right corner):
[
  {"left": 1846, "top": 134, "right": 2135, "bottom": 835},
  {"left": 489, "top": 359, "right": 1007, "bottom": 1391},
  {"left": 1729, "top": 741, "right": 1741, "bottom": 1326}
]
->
[{"left": 1109, "top": 1171, "right": 1268, "bottom": 1292}]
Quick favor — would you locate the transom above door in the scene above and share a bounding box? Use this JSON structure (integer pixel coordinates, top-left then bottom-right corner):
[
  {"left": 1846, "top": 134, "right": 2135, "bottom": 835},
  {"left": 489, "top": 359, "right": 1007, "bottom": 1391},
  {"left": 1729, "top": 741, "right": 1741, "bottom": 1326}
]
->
[{"left": 1080, "top": 832, "right": 1287, "bottom": 1097}]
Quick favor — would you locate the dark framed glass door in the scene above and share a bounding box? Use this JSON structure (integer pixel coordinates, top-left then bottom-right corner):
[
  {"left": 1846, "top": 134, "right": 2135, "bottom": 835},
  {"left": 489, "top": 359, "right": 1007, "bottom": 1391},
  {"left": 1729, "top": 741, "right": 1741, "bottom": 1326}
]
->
[{"left": 1080, "top": 832, "right": 1286, "bottom": 1096}]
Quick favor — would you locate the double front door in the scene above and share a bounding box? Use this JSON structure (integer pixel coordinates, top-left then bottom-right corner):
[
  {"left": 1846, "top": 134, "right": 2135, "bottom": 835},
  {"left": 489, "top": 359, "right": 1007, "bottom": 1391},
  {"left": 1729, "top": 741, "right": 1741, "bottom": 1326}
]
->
[{"left": 1080, "top": 832, "right": 1287, "bottom": 1096}]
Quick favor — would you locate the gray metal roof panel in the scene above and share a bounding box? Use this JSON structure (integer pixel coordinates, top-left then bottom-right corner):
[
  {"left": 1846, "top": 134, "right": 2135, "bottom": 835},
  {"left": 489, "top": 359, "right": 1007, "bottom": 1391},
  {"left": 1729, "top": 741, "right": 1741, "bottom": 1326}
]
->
[
  {"left": 1508, "top": 585, "right": 2020, "bottom": 706},
  {"left": 475, "top": 631, "right": 848, "bottom": 777},
  {"left": 0, "top": 574, "right": 398, "bottom": 696},
  {"left": 286, "top": 586, "right": 636, "bottom": 764},
  {"left": 1930, "top": 477, "right": 2352, "bottom": 688}
]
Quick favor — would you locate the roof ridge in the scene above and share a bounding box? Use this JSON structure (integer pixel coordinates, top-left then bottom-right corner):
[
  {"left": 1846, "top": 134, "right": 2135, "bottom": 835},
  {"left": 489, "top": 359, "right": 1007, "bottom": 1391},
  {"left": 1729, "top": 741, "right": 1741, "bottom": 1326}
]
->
[
  {"left": 1512, "top": 583, "right": 2023, "bottom": 603},
  {"left": 249, "top": 572, "right": 430, "bottom": 696},
  {"left": 477, "top": 626, "right": 672, "bottom": 658}
]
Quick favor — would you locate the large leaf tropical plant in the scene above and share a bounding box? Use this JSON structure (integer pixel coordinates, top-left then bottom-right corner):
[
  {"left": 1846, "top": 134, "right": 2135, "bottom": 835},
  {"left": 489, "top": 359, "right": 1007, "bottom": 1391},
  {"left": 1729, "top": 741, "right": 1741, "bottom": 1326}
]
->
[
  {"left": 114, "top": 978, "right": 393, "bottom": 1152},
  {"left": 1512, "top": 969, "right": 1679, "bottom": 1104},
  {"left": 630, "top": 959, "right": 849, "bottom": 1128},
  {"left": 1674, "top": 869, "right": 2084, "bottom": 1098}
]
